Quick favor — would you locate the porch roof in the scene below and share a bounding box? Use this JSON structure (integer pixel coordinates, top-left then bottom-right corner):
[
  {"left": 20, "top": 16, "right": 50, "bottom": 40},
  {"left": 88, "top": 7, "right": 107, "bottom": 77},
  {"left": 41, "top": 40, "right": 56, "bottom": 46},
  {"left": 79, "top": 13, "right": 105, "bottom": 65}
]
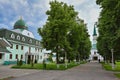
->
[
  {"left": 0, "top": 47, "right": 11, "bottom": 53},
  {"left": 0, "top": 38, "right": 11, "bottom": 47}
]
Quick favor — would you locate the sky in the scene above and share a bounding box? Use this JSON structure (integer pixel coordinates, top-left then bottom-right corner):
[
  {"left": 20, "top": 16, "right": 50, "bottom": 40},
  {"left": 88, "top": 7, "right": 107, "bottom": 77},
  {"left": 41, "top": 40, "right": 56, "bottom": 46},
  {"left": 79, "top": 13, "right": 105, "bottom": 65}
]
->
[{"left": 0, "top": 0, "right": 101, "bottom": 41}]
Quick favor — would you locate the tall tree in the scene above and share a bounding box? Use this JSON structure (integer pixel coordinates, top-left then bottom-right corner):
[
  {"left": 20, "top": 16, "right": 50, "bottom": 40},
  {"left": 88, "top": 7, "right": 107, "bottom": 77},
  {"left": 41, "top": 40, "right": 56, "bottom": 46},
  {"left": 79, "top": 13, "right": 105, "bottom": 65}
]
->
[
  {"left": 96, "top": 0, "right": 120, "bottom": 62},
  {"left": 38, "top": 0, "right": 78, "bottom": 63},
  {"left": 38, "top": 0, "right": 91, "bottom": 64}
]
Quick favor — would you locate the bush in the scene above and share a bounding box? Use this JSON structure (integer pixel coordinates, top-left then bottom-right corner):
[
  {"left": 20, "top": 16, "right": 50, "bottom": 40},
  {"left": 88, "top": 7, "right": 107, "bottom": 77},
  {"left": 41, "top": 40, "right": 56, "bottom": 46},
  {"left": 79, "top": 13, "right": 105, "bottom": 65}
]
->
[{"left": 19, "top": 59, "right": 23, "bottom": 66}]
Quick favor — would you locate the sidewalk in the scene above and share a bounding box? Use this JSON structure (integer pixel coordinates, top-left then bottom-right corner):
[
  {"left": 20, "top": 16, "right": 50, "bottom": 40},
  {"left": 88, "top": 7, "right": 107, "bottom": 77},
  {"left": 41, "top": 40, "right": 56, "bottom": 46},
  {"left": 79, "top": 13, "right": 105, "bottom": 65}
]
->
[{"left": 0, "top": 65, "right": 39, "bottom": 79}]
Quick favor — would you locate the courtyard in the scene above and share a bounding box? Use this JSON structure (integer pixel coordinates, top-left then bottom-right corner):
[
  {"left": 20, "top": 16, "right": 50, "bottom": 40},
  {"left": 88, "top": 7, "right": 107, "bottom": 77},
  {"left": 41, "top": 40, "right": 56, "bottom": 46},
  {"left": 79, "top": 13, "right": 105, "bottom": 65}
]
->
[{"left": 0, "top": 61, "right": 119, "bottom": 80}]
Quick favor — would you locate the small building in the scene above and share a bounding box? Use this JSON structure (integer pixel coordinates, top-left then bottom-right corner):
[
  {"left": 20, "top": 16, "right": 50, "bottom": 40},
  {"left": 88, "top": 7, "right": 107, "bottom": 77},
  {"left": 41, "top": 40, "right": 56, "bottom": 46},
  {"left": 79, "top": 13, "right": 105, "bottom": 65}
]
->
[
  {"left": 0, "top": 18, "right": 44, "bottom": 65},
  {"left": 89, "top": 24, "right": 103, "bottom": 61}
]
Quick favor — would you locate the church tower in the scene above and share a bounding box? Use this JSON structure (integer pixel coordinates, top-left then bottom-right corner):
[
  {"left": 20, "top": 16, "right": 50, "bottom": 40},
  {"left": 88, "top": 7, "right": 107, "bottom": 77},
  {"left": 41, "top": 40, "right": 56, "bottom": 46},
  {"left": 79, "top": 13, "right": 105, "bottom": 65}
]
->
[
  {"left": 92, "top": 23, "right": 97, "bottom": 50},
  {"left": 90, "top": 23, "right": 103, "bottom": 61}
]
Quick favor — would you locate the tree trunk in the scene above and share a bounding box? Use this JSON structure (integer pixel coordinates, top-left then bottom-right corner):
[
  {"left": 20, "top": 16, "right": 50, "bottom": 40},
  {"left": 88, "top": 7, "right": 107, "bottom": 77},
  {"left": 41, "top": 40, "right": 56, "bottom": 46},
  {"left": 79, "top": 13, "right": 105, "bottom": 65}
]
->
[{"left": 56, "top": 46, "right": 59, "bottom": 64}]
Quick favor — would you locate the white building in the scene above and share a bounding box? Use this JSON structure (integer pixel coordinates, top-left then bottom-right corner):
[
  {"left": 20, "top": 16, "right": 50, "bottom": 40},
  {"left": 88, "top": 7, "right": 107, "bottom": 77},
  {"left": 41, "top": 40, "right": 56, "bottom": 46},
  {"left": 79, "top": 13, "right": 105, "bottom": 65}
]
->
[
  {"left": 0, "top": 18, "right": 44, "bottom": 65},
  {"left": 89, "top": 24, "right": 103, "bottom": 61}
]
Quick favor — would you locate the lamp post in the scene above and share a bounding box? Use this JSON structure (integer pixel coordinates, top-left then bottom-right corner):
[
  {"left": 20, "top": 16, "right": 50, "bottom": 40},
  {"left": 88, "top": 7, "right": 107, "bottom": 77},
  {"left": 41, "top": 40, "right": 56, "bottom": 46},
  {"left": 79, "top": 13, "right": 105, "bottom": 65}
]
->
[{"left": 111, "top": 49, "right": 114, "bottom": 69}]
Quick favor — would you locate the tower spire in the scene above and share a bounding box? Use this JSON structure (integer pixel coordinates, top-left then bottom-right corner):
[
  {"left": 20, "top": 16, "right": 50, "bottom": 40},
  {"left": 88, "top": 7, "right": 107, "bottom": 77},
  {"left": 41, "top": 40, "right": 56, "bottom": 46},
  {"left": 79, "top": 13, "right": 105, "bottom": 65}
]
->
[
  {"left": 19, "top": 16, "right": 22, "bottom": 20},
  {"left": 93, "top": 22, "right": 97, "bottom": 36}
]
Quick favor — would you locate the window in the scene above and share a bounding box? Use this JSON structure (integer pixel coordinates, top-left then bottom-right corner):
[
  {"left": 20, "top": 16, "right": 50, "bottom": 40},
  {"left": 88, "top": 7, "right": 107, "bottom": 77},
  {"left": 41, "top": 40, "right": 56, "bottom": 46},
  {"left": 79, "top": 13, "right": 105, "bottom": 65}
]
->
[
  {"left": 36, "top": 41, "right": 38, "bottom": 45},
  {"left": 10, "top": 44, "right": 13, "bottom": 49},
  {"left": 29, "top": 39, "right": 32, "bottom": 43},
  {"left": 22, "top": 37, "right": 25, "bottom": 41},
  {"left": 39, "top": 42, "right": 40, "bottom": 45},
  {"left": 27, "top": 33, "right": 29, "bottom": 36},
  {"left": 41, "top": 49, "right": 42, "bottom": 52},
  {"left": 10, "top": 54, "right": 12, "bottom": 59},
  {"left": 21, "top": 46, "right": 24, "bottom": 50},
  {"left": 21, "top": 55, "right": 23, "bottom": 59},
  {"left": 0, "top": 54, "right": 2, "bottom": 59},
  {"left": 17, "top": 35, "right": 20, "bottom": 40},
  {"left": 38, "top": 48, "right": 39, "bottom": 52},
  {"left": 10, "top": 33, "right": 15, "bottom": 39},
  {"left": 37, "top": 55, "right": 39, "bottom": 60},
  {"left": 40, "top": 56, "right": 42, "bottom": 59},
  {"left": 16, "top": 54, "right": 18, "bottom": 59},
  {"left": 35, "top": 48, "right": 37, "bottom": 51},
  {"left": 16, "top": 45, "right": 18, "bottom": 49}
]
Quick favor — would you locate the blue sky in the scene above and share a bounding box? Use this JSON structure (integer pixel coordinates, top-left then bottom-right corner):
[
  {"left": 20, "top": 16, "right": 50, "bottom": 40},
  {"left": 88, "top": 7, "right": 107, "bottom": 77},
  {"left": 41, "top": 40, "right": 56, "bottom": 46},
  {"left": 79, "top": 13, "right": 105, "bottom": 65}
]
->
[{"left": 0, "top": 0, "right": 101, "bottom": 41}]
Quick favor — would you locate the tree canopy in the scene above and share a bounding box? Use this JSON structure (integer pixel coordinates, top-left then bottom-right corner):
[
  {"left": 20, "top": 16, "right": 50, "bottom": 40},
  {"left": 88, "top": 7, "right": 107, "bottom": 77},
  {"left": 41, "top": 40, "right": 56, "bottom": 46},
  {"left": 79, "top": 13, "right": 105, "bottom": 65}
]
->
[
  {"left": 38, "top": 0, "right": 91, "bottom": 63},
  {"left": 96, "top": 0, "right": 120, "bottom": 62}
]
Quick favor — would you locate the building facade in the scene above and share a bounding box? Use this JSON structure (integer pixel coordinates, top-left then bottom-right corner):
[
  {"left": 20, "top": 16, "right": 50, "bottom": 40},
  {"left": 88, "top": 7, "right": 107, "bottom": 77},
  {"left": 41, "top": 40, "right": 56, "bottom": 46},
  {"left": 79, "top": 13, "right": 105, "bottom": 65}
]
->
[
  {"left": 0, "top": 18, "right": 44, "bottom": 65},
  {"left": 89, "top": 24, "right": 103, "bottom": 61}
]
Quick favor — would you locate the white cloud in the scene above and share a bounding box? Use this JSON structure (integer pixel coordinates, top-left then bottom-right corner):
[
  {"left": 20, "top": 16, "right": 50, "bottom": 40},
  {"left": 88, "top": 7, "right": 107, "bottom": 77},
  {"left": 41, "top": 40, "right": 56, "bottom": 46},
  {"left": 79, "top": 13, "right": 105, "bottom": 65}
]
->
[
  {"left": 0, "top": 0, "right": 101, "bottom": 40},
  {"left": 0, "top": 24, "right": 9, "bottom": 29}
]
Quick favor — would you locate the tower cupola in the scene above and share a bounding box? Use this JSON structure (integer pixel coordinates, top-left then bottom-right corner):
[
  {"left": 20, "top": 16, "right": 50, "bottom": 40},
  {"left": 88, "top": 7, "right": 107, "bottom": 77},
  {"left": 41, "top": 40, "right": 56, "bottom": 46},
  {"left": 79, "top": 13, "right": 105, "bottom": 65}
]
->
[{"left": 14, "top": 17, "right": 28, "bottom": 30}]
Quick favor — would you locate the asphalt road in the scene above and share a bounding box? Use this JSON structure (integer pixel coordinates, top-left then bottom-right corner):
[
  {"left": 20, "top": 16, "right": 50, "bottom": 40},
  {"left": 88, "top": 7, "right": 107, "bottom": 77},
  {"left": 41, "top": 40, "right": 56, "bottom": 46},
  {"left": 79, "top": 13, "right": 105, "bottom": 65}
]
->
[{"left": 7, "top": 61, "right": 119, "bottom": 80}]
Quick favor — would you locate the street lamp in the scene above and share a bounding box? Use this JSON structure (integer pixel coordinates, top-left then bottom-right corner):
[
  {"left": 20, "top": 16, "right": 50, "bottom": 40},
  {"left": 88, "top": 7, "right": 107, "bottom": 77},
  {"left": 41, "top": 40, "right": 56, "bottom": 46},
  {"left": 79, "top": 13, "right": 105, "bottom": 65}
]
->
[{"left": 111, "top": 49, "right": 114, "bottom": 69}]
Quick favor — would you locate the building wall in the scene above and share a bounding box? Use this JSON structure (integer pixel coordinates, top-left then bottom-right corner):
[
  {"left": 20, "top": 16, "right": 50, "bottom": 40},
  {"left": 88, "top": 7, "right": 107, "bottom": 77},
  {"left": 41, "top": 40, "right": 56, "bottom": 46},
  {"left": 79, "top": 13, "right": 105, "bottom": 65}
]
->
[
  {"left": 3, "top": 42, "right": 43, "bottom": 65},
  {"left": 0, "top": 29, "right": 44, "bottom": 65}
]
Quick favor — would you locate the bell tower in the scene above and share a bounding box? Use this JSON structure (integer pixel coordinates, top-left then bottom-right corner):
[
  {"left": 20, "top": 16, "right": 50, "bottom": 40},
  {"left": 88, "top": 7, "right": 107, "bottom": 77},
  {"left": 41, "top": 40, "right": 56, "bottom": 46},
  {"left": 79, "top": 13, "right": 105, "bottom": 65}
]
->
[{"left": 92, "top": 22, "right": 97, "bottom": 47}]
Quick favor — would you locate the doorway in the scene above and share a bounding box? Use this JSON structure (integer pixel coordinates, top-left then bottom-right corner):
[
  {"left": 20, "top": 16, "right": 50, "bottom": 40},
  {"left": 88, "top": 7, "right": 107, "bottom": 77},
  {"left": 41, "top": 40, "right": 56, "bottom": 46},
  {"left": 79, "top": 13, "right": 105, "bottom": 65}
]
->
[
  {"left": 93, "top": 56, "right": 98, "bottom": 60},
  {"left": 27, "top": 55, "right": 31, "bottom": 64}
]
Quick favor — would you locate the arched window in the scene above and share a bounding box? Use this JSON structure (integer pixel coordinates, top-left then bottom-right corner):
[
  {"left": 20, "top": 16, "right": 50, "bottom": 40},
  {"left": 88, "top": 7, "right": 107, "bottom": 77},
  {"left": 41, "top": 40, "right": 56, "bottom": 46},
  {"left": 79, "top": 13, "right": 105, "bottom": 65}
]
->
[
  {"left": 29, "top": 39, "right": 32, "bottom": 43},
  {"left": 22, "top": 37, "right": 25, "bottom": 41},
  {"left": 17, "top": 35, "right": 20, "bottom": 40},
  {"left": 10, "top": 33, "right": 15, "bottom": 39}
]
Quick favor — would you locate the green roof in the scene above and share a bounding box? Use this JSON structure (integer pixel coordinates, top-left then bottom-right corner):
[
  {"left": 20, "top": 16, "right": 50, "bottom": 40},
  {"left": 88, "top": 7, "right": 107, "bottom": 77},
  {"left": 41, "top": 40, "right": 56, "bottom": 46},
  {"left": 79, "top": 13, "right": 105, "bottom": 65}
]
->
[
  {"left": 93, "top": 26, "right": 97, "bottom": 36},
  {"left": 0, "top": 29, "right": 41, "bottom": 47},
  {"left": 14, "top": 18, "right": 28, "bottom": 30}
]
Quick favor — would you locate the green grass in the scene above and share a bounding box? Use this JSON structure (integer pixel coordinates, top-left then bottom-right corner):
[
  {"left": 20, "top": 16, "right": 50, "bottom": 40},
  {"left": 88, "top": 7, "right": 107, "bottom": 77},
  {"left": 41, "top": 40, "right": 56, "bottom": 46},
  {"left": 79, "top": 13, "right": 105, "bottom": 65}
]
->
[
  {"left": 102, "top": 62, "right": 120, "bottom": 71},
  {"left": 115, "top": 73, "right": 120, "bottom": 78},
  {"left": 12, "top": 61, "right": 86, "bottom": 70},
  {"left": 102, "top": 62, "right": 120, "bottom": 79}
]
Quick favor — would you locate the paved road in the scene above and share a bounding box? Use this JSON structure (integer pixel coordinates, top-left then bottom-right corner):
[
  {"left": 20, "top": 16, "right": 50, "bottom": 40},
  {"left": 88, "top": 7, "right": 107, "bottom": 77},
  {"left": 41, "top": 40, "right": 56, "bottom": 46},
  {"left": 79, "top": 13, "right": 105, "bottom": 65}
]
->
[{"left": 1, "top": 62, "right": 120, "bottom": 80}]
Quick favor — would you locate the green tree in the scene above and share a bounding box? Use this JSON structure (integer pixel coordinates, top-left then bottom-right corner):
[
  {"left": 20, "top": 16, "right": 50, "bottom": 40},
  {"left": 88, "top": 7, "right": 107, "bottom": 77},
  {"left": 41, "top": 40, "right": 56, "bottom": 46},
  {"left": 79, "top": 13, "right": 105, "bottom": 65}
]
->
[
  {"left": 96, "top": 0, "right": 120, "bottom": 62},
  {"left": 38, "top": 0, "right": 91, "bottom": 64},
  {"left": 38, "top": 0, "right": 78, "bottom": 64}
]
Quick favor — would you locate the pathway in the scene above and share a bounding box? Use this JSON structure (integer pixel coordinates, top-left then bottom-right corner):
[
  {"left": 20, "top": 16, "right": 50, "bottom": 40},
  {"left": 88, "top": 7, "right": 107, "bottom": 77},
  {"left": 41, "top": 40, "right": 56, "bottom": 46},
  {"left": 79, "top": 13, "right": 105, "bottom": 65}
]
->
[{"left": 0, "top": 61, "right": 119, "bottom": 80}]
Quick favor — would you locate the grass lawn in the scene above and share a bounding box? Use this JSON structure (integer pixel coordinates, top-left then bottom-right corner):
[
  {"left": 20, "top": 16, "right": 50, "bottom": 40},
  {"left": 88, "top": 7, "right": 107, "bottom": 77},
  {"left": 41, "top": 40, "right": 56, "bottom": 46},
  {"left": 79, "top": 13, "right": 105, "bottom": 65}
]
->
[
  {"left": 115, "top": 73, "right": 120, "bottom": 78},
  {"left": 102, "top": 62, "right": 120, "bottom": 79},
  {"left": 12, "top": 61, "right": 86, "bottom": 70},
  {"left": 102, "top": 62, "right": 120, "bottom": 71}
]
